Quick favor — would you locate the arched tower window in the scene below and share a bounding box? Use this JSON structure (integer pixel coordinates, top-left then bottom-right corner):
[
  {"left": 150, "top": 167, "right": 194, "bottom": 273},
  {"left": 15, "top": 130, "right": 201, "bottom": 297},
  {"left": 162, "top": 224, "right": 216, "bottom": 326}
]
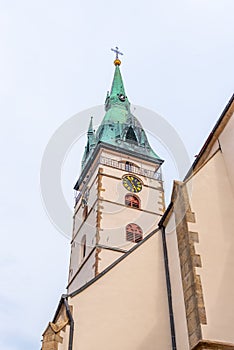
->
[
  {"left": 80, "top": 235, "right": 86, "bottom": 259},
  {"left": 126, "top": 126, "right": 138, "bottom": 143},
  {"left": 126, "top": 223, "right": 143, "bottom": 243},
  {"left": 125, "top": 194, "right": 140, "bottom": 209}
]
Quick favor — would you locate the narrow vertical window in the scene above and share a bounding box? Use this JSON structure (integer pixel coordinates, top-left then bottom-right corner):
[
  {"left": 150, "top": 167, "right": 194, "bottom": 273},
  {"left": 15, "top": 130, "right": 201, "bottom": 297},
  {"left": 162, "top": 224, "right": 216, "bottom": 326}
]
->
[
  {"left": 125, "top": 161, "right": 130, "bottom": 171},
  {"left": 80, "top": 235, "right": 86, "bottom": 259},
  {"left": 83, "top": 205, "right": 88, "bottom": 220},
  {"left": 126, "top": 223, "right": 143, "bottom": 243}
]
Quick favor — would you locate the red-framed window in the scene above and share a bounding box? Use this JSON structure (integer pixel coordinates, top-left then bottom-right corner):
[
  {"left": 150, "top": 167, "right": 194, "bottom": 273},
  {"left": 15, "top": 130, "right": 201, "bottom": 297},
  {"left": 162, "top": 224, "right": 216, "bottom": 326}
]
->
[{"left": 125, "top": 194, "right": 140, "bottom": 209}]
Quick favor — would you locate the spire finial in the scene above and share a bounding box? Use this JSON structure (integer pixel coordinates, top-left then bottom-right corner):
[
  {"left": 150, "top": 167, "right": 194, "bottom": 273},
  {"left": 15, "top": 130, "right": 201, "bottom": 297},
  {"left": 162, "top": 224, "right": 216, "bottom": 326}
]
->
[{"left": 111, "top": 46, "right": 123, "bottom": 66}]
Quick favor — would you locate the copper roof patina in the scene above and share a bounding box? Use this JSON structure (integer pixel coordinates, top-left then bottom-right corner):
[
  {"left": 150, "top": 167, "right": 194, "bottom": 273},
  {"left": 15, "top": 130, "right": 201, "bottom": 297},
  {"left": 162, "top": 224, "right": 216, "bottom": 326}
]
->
[{"left": 81, "top": 56, "right": 163, "bottom": 168}]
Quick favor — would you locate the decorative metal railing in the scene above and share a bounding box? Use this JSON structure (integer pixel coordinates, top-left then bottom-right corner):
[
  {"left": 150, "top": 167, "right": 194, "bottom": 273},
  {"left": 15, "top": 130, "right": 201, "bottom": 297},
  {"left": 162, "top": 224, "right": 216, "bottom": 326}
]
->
[
  {"left": 99, "top": 156, "right": 162, "bottom": 181},
  {"left": 75, "top": 155, "right": 162, "bottom": 204}
]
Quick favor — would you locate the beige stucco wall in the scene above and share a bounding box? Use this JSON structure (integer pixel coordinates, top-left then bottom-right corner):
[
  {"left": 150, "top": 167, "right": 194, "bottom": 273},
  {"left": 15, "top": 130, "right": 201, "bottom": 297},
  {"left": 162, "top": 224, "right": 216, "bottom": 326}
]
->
[
  {"left": 187, "top": 150, "right": 234, "bottom": 343},
  {"left": 58, "top": 325, "right": 70, "bottom": 350},
  {"left": 165, "top": 213, "right": 190, "bottom": 350},
  {"left": 98, "top": 248, "right": 123, "bottom": 272},
  {"left": 218, "top": 111, "right": 234, "bottom": 194},
  {"left": 69, "top": 232, "right": 171, "bottom": 350}
]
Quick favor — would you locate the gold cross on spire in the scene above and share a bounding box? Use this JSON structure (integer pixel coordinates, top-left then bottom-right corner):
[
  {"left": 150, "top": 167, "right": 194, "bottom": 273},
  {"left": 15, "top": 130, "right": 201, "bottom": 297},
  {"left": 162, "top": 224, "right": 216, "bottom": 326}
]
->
[{"left": 111, "top": 46, "right": 123, "bottom": 66}]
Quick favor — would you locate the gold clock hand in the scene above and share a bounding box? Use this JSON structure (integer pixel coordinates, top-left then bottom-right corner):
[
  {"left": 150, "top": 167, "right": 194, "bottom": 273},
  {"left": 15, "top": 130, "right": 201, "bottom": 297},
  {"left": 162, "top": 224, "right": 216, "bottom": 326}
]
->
[{"left": 129, "top": 178, "right": 137, "bottom": 191}]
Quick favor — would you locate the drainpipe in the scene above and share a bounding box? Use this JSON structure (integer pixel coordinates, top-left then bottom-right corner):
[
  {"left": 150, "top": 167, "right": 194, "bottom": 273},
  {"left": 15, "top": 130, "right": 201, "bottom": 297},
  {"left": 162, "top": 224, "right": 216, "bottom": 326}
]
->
[
  {"left": 62, "top": 295, "right": 74, "bottom": 350},
  {"left": 160, "top": 225, "right": 177, "bottom": 350}
]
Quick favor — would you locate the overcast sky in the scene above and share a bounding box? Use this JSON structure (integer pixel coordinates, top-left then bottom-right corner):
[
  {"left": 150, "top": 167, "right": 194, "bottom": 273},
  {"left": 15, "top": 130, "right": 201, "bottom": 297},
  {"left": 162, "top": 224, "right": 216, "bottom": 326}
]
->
[{"left": 0, "top": 1, "right": 234, "bottom": 349}]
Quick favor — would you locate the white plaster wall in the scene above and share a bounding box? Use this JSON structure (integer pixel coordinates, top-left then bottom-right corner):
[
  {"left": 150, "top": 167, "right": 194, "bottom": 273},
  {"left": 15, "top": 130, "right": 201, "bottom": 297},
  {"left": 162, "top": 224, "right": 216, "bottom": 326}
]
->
[
  {"left": 73, "top": 205, "right": 97, "bottom": 239},
  {"left": 100, "top": 171, "right": 163, "bottom": 214},
  {"left": 86, "top": 177, "right": 98, "bottom": 207},
  {"left": 68, "top": 204, "right": 97, "bottom": 290},
  {"left": 74, "top": 165, "right": 99, "bottom": 209},
  {"left": 70, "top": 232, "right": 172, "bottom": 350},
  {"left": 73, "top": 209, "right": 82, "bottom": 236},
  {"left": 68, "top": 250, "right": 96, "bottom": 294},
  {"left": 99, "top": 201, "right": 161, "bottom": 248},
  {"left": 73, "top": 170, "right": 99, "bottom": 237},
  {"left": 165, "top": 213, "right": 190, "bottom": 350},
  {"left": 70, "top": 208, "right": 96, "bottom": 266},
  {"left": 187, "top": 151, "right": 234, "bottom": 343}
]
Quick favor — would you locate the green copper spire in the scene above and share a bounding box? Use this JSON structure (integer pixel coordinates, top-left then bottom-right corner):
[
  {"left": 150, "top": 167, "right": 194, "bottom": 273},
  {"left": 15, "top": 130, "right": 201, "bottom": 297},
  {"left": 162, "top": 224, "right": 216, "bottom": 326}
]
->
[
  {"left": 81, "top": 52, "right": 163, "bottom": 169},
  {"left": 110, "top": 65, "right": 126, "bottom": 100},
  {"left": 105, "top": 64, "right": 130, "bottom": 112}
]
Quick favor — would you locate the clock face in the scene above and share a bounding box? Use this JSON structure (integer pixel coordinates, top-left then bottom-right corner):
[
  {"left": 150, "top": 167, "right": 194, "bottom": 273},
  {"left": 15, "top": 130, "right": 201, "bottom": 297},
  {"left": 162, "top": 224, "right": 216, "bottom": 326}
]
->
[
  {"left": 118, "top": 94, "right": 126, "bottom": 102},
  {"left": 122, "top": 175, "right": 142, "bottom": 193}
]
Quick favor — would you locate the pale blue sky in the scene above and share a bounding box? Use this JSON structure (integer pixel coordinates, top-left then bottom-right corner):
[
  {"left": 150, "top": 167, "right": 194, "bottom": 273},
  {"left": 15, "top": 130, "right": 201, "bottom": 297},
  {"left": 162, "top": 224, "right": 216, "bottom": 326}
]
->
[{"left": 0, "top": 1, "right": 233, "bottom": 349}]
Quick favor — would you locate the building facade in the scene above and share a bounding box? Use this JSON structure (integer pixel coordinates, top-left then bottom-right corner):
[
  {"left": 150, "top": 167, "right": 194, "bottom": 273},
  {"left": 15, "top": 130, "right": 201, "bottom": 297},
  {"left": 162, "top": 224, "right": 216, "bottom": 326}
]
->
[{"left": 41, "top": 55, "right": 234, "bottom": 350}]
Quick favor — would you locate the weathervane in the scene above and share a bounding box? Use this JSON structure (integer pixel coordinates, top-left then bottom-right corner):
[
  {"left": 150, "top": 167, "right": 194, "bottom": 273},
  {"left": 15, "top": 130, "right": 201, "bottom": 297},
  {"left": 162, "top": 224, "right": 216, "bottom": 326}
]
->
[{"left": 111, "top": 46, "right": 123, "bottom": 66}]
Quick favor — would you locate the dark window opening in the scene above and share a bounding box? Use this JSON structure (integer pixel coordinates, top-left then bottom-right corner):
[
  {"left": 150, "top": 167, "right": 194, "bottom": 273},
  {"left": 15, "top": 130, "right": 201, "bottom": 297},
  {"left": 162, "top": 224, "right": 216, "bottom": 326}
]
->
[
  {"left": 83, "top": 205, "right": 88, "bottom": 220},
  {"left": 81, "top": 235, "right": 86, "bottom": 259},
  {"left": 125, "top": 194, "right": 140, "bottom": 209},
  {"left": 98, "top": 126, "right": 104, "bottom": 140},
  {"left": 126, "top": 126, "right": 138, "bottom": 143},
  {"left": 126, "top": 223, "right": 143, "bottom": 243},
  {"left": 125, "top": 161, "right": 131, "bottom": 171},
  {"left": 118, "top": 160, "right": 140, "bottom": 172}
]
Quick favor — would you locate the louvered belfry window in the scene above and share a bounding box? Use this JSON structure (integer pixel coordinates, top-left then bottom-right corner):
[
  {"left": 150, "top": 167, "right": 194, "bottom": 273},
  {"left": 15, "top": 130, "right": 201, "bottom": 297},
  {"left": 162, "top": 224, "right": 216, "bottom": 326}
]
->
[{"left": 126, "top": 223, "right": 143, "bottom": 243}]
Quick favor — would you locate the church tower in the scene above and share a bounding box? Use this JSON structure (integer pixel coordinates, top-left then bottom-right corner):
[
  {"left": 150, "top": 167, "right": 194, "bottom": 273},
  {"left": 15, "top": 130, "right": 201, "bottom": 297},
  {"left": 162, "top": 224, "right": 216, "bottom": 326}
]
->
[
  {"left": 41, "top": 51, "right": 234, "bottom": 350},
  {"left": 67, "top": 50, "right": 165, "bottom": 294}
]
